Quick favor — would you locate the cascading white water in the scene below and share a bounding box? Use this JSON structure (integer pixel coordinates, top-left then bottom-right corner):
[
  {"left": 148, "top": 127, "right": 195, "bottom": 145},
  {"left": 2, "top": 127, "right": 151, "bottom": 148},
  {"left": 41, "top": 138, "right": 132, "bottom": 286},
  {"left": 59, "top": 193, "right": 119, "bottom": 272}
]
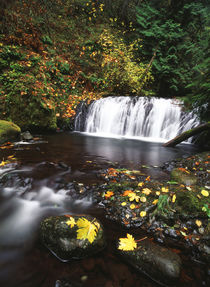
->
[{"left": 75, "top": 97, "right": 199, "bottom": 142}]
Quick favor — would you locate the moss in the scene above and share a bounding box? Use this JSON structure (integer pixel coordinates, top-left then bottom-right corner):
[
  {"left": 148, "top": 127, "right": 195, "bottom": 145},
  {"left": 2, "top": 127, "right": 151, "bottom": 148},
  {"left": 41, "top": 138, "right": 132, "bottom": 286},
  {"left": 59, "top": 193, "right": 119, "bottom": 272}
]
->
[
  {"left": 8, "top": 98, "right": 57, "bottom": 131},
  {"left": 171, "top": 168, "right": 197, "bottom": 185},
  {"left": 0, "top": 120, "right": 21, "bottom": 144},
  {"left": 175, "top": 191, "right": 205, "bottom": 215}
]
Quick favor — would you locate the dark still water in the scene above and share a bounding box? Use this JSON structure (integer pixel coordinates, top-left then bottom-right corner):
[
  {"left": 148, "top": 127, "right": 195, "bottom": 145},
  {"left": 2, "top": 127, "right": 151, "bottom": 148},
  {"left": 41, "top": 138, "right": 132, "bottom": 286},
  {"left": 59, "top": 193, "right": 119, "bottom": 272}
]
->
[{"left": 0, "top": 132, "right": 205, "bottom": 287}]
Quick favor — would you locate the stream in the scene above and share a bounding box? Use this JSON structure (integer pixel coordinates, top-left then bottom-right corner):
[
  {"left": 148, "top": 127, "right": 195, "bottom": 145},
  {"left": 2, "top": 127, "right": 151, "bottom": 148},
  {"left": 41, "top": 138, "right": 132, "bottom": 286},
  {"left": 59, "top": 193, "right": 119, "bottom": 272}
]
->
[{"left": 0, "top": 132, "right": 207, "bottom": 287}]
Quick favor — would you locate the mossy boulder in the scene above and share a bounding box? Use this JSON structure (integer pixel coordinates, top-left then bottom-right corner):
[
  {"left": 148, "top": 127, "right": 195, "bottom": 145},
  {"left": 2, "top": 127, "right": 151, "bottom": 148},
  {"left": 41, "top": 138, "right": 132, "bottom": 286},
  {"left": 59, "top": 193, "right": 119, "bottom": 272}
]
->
[
  {"left": 118, "top": 239, "right": 181, "bottom": 286},
  {"left": 171, "top": 168, "right": 197, "bottom": 185},
  {"left": 7, "top": 98, "right": 57, "bottom": 131},
  {"left": 39, "top": 215, "right": 106, "bottom": 261},
  {"left": 0, "top": 120, "right": 21, "bottom": 144}
]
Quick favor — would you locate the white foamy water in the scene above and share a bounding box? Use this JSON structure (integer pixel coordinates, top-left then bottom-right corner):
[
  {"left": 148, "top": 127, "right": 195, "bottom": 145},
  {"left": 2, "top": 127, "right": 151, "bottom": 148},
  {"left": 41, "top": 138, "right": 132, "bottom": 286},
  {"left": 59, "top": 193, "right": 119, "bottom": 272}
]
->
[
  {"left": 75, "top": 97, "right": 199, "bottom": 142},
  {"left": 0, "top": 180, "right": 92, "bottom": 245}
]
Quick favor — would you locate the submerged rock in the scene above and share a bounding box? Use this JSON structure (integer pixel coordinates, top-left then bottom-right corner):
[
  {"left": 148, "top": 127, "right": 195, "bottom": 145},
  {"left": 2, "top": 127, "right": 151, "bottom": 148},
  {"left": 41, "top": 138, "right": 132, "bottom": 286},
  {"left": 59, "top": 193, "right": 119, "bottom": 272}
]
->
[
  {"left": 20, "top": 131, "right": 33, "bottom": 141},
  {"left": 0, "top": 120, "right": 21, "bottom": 144},
  {"left": 40, "top": 215, "right": 106, "bottom": 261},
  {"left": 171, "top": 168, "right": 197, "bottom": 185},
  {"left": 118, "top": 239, "right": 181, "bottom": 286}
]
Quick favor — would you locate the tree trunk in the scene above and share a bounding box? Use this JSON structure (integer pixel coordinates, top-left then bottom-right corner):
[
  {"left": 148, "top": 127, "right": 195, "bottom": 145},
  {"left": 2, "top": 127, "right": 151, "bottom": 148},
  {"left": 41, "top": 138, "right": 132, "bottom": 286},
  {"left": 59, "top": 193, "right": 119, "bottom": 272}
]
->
[{"left": 163, "top": 123, "right": 210, "bottom": 147}]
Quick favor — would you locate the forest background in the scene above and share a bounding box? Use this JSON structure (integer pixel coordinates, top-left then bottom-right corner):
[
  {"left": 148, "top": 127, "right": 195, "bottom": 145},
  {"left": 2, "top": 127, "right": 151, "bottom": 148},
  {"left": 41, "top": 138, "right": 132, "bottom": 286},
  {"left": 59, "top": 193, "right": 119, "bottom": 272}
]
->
[{"left": 0, "top": 0, "right": 209, "bottom": 131}]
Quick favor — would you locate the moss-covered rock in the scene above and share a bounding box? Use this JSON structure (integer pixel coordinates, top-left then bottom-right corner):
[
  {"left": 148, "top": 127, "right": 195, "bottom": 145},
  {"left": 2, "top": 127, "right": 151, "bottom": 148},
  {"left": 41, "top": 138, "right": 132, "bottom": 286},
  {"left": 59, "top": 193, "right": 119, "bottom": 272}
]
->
[
  {"left": 0, "top": 120, "right": 21, "bottom": 144},
  {"left": 118, "top": 239, "right": 181, "bottom": 286},
  {"left": 8, "top": 99, "right": 57, "bottom": 131},
  {"left": 39, "top": 215, "right": 106, "bottom": 261},
  {"left": 171, "top": 168, "right": 197, "bottom": 185}
]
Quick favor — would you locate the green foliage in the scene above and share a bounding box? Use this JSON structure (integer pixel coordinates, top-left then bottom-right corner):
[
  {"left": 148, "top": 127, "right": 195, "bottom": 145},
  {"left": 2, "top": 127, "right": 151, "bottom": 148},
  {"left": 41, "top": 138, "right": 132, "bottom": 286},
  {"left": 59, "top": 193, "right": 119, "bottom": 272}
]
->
[
  {"left": 98, "top": 28, "right": 152, "bottom": 95},
  {"left": 136, "top": 1, "right": 209, "bottom": 104}
]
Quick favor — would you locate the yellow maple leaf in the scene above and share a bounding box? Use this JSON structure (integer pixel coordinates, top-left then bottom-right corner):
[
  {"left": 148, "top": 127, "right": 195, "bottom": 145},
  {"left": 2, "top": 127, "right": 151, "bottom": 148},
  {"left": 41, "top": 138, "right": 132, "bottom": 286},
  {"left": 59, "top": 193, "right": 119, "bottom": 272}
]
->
[
  {"left": 118, "top": 233, "right": 137, "bottom": 251},
  {"left": 162, "top": 187, "right": 169, "bottom": 193},
  {"left": 128, "top": 192, "right": 140, "bottom": 202},
  {"left": 66, "top": 217, "right": 76, "bottom": 228},
  {"left": 76, "top": 218, "right": 98, "bottom": 243},
  {"left": 201, "top": 190, "right": 209, "bottom": 197},
  {"left": 138, "top": 182, "right": 144, "bottom": 187},
  {"left": 130, "top": 204, "right": 136, "bottom": 209},
  {"left": 142, "top": 188, "right": 151, "bottom": 195},
  {"left": 172, "top": 194, "right": 176, "bottom": 203},
  {"left": 140, "top": 196, "right": 147, "bottom": 203},
  {"left": 140, "top": 211, "right": 147, "bottom": 217},
  {"left": 0, "top": 160, "right": 7, "bottom": 167},
  {"left": 121, "top": 202, "right": 127, "bottom": 206},
  {"left": 195, "top": 220, "right": 202, "bottom": 227}
]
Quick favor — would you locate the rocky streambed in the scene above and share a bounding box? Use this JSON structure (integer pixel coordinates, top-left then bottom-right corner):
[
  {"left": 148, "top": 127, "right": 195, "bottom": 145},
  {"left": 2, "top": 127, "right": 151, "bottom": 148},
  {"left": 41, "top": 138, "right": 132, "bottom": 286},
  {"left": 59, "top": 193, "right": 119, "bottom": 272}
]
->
[
  {"left": 0, "top": 132, "right": 209, "bottom": 287},
  {"left": 38, "top": 152, "right": 210, "bottom": 287}
]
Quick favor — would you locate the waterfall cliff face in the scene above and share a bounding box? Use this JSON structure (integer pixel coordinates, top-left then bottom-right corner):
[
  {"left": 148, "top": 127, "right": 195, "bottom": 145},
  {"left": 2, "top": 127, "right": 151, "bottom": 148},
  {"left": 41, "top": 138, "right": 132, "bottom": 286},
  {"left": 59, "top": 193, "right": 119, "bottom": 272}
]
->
[{"left": 75, "top": 97, "right": 198, "bottom": 142}]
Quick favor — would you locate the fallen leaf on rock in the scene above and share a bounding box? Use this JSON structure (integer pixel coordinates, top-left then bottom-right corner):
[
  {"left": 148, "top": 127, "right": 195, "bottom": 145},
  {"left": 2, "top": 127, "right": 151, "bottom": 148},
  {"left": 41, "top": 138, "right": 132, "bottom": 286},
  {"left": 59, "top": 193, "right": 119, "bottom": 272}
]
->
[
  {"left": 172, "top": 194, "right": 176, "bottom": 203},
  {"left": 140, "top": 211, "right": 146, "bottom": 217},
  {"left": 118, "top": 233, "right": 137, "bottom": 251},
  {"left": 123, "top": 190, "right": 133, "bottom": 196},
  {"left": 105, "top": 191, "right": 114, "bottom": 198},
  {"left": 152, "top": 199, "right": 158, "bottom": 205},
  {"left": 130, "top": 204, "right": 136, "bottom": 209},
  {"left": 128, "top": 193, "right": 140, "bottom": 202},
  {"left": 76, "top": 218, "right": 98, "bottom": 243},
  {"left": 140, "top": 196, "right": 147, "bottom": 202},
  {"left": 66, "top": 217, "right": 76, "bottom": 228},
  {"left": 195, "top": 220, "right": 202, "bottom": 227},
  {"left": 201, "top": 190, "right": 209, "bottom": 197},
  {"left": 161, "top": 187, "right": 169, "bottom": 193},
  {"left": 142, "top": 188, "right": 151, "bottom": 195}
]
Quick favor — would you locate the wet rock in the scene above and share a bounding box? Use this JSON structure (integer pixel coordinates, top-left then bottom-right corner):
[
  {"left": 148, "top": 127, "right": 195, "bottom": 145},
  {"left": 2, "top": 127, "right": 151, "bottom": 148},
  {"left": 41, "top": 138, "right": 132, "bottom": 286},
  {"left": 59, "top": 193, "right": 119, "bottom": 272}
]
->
[
  {"left": 40, "top": 215, "right": 106, "bottom": 261},
  {"left": 171, "top": 168, "right": 197, "bottom": 185},
  {"left": 118, "top": 239, "right": 181, "bottom": 286},
  {"left": 21, "top": 131, "right": 33, "bottom": 141},
  {"left": 0, "top": 120, "right": 21, "bottom": 144},
  {"left": 55, "top": 279, "right": 82, "bottom": 287}
]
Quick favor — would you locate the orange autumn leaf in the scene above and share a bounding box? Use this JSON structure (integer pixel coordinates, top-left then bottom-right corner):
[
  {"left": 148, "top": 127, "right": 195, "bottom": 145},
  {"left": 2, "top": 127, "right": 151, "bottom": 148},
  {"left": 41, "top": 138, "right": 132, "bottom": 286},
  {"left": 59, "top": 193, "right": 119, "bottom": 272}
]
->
[
  {"left": 123, "top": 190, "right": 133, "bottom": 196},
  {"left": 105, "top": 191, "right": 114, "bottom": 198},
  {"left": 178, "top": 167, "right": 190, "bottom": 174}
]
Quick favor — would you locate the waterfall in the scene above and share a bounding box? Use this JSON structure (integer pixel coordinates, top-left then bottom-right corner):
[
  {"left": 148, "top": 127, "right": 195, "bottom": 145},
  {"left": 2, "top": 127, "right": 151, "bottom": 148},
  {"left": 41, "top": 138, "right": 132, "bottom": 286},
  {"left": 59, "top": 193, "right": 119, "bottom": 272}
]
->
[{"left": 75, "top": 97, "right": 199, "bottom": 142}]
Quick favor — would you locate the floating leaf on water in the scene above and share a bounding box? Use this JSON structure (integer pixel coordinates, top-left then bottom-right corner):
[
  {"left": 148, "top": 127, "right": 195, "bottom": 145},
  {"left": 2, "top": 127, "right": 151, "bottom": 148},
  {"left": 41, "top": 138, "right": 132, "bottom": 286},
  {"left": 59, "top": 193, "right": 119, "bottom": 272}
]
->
[{"left": 118, "top": 233, "right": 137, "bottom": 251}]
